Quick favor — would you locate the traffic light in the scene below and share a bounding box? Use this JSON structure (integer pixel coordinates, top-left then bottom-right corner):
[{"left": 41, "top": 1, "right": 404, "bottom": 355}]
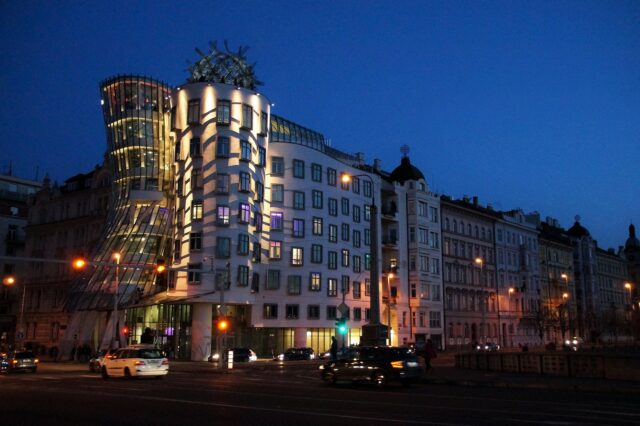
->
[
  {"left": 122, "top": 326, "right": 130, "bottom": 336},
  {"left": 155, "top": 258, "right": 167, "bottom": 288},
  {"left": 336, "top": 318, "right": 348, "bottom": 335},
  {"left": 155, "top": 258, "right": 166, "bottom": 274},
  {"left": 2, "top": 276, "right": 16, "bottom": 286},
  {"left": 216, "top": 317, "right": 229, "bottom": 332}
]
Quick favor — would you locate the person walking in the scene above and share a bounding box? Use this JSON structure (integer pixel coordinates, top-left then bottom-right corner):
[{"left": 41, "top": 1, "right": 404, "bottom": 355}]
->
[
  {"left": 330, "top": 336, "right": 338, "bottom": 361},
  {"left": 423, "top": 339, "right": 437, "bottom": 373}
]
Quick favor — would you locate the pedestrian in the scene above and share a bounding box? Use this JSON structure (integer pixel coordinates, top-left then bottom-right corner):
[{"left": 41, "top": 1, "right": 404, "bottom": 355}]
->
[
  {"left": 423, "top": 339, "right": 437, "bottom": 373},
  {"left": 330, "top": 336, "right": 338, "bottom": 361}
]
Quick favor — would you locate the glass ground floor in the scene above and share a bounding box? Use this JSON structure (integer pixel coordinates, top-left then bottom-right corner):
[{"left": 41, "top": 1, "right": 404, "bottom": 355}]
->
[{"left": 124, "top": 302, "right": 362, "bottom": 360}]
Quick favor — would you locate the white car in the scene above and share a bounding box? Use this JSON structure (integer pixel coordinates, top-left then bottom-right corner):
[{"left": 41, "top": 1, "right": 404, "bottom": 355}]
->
[{"left": 101, "top": 346, "right": 169, "bottom": 379}]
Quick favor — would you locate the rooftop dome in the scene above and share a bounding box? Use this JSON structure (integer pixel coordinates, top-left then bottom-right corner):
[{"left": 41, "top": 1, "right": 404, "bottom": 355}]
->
[
  {"left": 389, "top": 156, "right": 425, "bottom": 184},
  {"left": 567, "top": 216, "right": 590, "bottom": 238},
  {"left": 625, "top": 224, "right": 640, "bottom": 249}
]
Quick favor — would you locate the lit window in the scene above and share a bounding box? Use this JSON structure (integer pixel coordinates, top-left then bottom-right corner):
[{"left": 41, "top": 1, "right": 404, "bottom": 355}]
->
[
  {"left": 271, "top": 212, "right": 283, "bottom": 231},
  {"left": 239, "top": 203, "right": 251, "bottom": 223},
  {"left": 312, "top": 217, "right": 323, "bottom": 235},
  {"left": 269, "top": 241, "right": 282, "bottom": 259},
  {"left": 191, "top": 200, "right": 203, "bottom": 220},
  {"left": 216, "top": 206, "right": 230, "bottom": 226},
  {"left": 291, "top": 247, "right": 304, "bottom": 266},
  {"left": 327, "top": 278, "right": 338, "bottom": 297}
]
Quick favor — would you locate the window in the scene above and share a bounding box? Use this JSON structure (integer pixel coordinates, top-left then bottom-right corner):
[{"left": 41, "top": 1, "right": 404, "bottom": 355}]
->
[
  {"left": 328, "top": 198, "right": 338, "bottom": 216},
  {"left": 419, "top": 228, "right": 428, "bottom": 244},
  {"left": 353, "top": 205, "right": 361, "bottom": 223},
  {"left": 341, "top": 176, "right": 349, "bottom": 190},
  {"left": 258, "top": 147, "right": 266, "bottom": 167},
  {"left": 271, "top": 184, "right": 284, "bottom": 203},
  {"left": 429, "top": 311, "right": 441, "bottom": 328},
  {"left": 418, "top": 201, "right": 428, "bottom": 217},
  {"left": 240, "top": 140, "right": 251, "bottom": 161},
  {"left": 420, "top": 255, "right": 428, "bottom": 272},
  {"left": 341, "top": 275, "right": 350, "bottom": 294},
  {"left": 253, "top": 242, "right": 261, "bottom": 262},
  {"left": 216, "top": 237, "right": 231, "bottom": 258},
  {"left": 263, "top": 303, "right": 278, "bottom": 318},
  {"left": 353, "top": 256, "right": 361, "bottom": 273},
  {"left": 271, "top": 156, "right": 284, "bottom": 176},
  {"left": 217, "top": 100, "right": 230, "bottom": 125},
  {"left": 254, "top": 181, "right": 264, "bottom": 203},
  {"left": 430, "top": 258, "right": 440, "bottom": 275},
  {"left": 176, "top": 177, "right": 183, "bottom": 196},
  {"left": 271, "top": 212, "right": 283, "bottom": 231},
  {"left": 327, "top": 168, "right": 337, "bottom": 186},
  {"left": 365, "top": 279, "right": 371, "bottom": 296},
  {"left": 364, "top": 205, "right": 371, "bottom": 221},
  {"left": 237, "top": 265, "right": 249, "bottom": 286},
  {"left": 431, "top": 284, "right": 441, "bottom": 301},
  {"left": 192, "top": 168, "right": 202, "bottom": 189},
  {"left": 190, "top": 138, "right": 201, "bottom": 157},
  {"left": 353, "top": 230, "right": 361, "bottom": 248},
  {"left": 188, "top": 263, "right": 201, "bottom": 284},
  {"left": 341, "top": 198, "right": 349, "bottom": 216},
  {"left": 269, "top": 241, "right": 282, "bottom": 259},
  {"left": 291, "top": 247, "right": 304, "bottom": 266},
  {"left": 293, "top": 159, "right": 305, "bottom": 178},
  {"left": 189, "top": 232, "right": 202, "bottom": 250},
  {"left": 292, "top": 218, "right": 305, "bottom": 237},
  {"left": 191, "top": 200, "right": 203, "bottom": 220},
  {"left": 287, "top": 276, "right": 301, "bottom": 295},
  {"left": 238, "top": 234, "right": 249, "bottom": 255},
  {"left": 216, "top": 173, "right": 229, "bottom": 194},
  {"left": 174, "top": 239, "right": 181, "bottom": 262},
  {"left": 429, "top": 206, "right": 439, "bottom": 222},
  {"left": 364, "top": 254, "right": 371, "bottom": 271},
  {"left": 328, "top": 225, "right": 338, "bottom": 243},
  {"left": 327, "top": 279, "right": 338, "bottom": 297},
  {"left": 254, "top": 210, "right": 263, "bottom": 232},
  {"left": 293, "top": 191, "right": 305, "bottom": 209},
  {"left": 267, "top": 270, "right": 280, "bottom": 290},
  {"left": 312, "top": 190, "right": 323, "bottom": 209},
  {"left": 341, "top": 249, "right": 350, "bottom": 267},
  {"left": 187, "top": 99, "right": 200, "bottom": 124},
  {"left": 311, "top": 163, "right": 322, "bottom": 182},
  {"left": 341, "top": 223, "right": 350, "bottom": 241},
  {"left": 239, "top": 172, "right": 251, "bottom": 192},
  {"left": 216, "top": 206, "right": 230, "bottom": 226},
  {"left": 429, "top": 232, "right": 439, "bottom": 249},
  {"left": 308, "top": 305, "right": 320, "bottom": 319},
  {"left": 286, "top": 304, "right": 299, "bottom": 319},
  {"left": 326, "top": 306, "right": 337, "bottom": 320},
  {"left": 363, "top": 180, "right": 372, "bottom": 197},
  {"left": 311, "top": 244, "right": 323, "bottom": 263},
  {"left": 365, "top": 229, "right": 371, "bottom": 246},
  {"left": 312, "top": 217, "right": 323, "bottom": 235},
  {"left": 260, "top": 112, "right": 268, "bottom": 135},
  {"left": 353, "top": 281, "right": 361, "bottom": 299},
  {"left": 238, "top": 203, "right": 251, "bottom": 223},
  {"left": 242, "top": 104, "right": 253, "bottom": 129},
  {"left": 353, "top": 307, "right": 362, "bottom": 321},
  {"left": 171, "top": 106, "right": 177, "bottom": 130},
  {"left": 309, "top": 273, "right": 321, "bottom": 291},
  {"left": 216, "top": 136, "right": 230, "bottom": 158},
  {"left": 328, "top": 251, "right": 338, "bottom": 270},
  {"left": 351, "top": 176, "right": 360, "bottom": 194}
]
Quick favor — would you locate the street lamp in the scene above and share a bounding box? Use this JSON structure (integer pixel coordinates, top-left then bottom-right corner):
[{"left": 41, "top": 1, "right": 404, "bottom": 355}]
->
[
  {"left": 341, "top": 172, "right": 385, "bottom": 346},
  {"left": 2, "top": 275, "right": 25, "bottom": 343},
  {"left": 625, "top": 282, "right": 632, "bottom": 304},
  {"left": 387, "top": 273, "right": 394, "bottom": 345},
  {"left": 475, "top": 257, "right": 485, "bottom": 344},
  {"left": 112, "top": 253, "right": 121, "bottom": 349}
]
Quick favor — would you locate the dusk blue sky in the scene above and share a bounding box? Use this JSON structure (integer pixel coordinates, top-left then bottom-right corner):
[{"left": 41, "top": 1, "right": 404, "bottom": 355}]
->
[{"left": 1, "top": 1, "right": 638, "bottom": 249}]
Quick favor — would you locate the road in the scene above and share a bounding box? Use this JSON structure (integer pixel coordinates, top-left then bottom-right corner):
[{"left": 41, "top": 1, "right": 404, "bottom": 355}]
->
[{"left": 2, "top": 363, "right": 640, "bottom": 425}]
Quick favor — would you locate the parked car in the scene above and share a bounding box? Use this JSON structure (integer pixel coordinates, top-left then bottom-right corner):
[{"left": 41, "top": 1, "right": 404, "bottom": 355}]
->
[
  {"left": 320, "top": 346, "right": 421, "bottom": 388},
  {"left": 89, "top": 348, "right": 119, "bottom": 372},
  {"left": 0, "top": 350, "right": 39, "bottom": 373},
  {"left": 277, "top": 347, "right": 315, "bottom": 361},
  {"left": 101, "top": 346, "right": 168, "bottom": 379},
  {"left": 563, "top": 337, "right": 583, "bottom": 352},
  {"left": 209, "top": 348, "right": 258, "bottom": 363}
]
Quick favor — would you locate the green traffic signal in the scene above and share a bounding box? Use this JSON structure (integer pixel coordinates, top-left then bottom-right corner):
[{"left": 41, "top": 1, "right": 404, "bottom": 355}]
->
[{"left": 337, "top": 318, "right": 347, "bottom": 335}]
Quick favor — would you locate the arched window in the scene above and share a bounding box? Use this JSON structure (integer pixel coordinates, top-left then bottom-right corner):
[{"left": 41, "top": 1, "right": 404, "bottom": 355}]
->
[{"left": 460, "top": 221, "right": 465, "bottom": 234}]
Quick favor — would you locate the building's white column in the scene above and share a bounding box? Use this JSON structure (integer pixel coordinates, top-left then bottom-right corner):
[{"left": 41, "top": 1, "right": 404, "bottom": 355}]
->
[
  {"left": 294, "top": 327, "right": 307, "bottom": 348},
  {"left": 191, "top": 303, "right": 212, "bottom": 361}
]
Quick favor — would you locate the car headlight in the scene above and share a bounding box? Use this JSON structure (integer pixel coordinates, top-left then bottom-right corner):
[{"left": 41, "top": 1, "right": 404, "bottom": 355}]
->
[
  {"left": 277, "top": 354, "right": 284, "bottom": 361},
  {"left": 212, "top": 353, "right": 220, "bottom": 360},
  {"left": 309, "top": 354, "right": 315, "bottom": 359}
]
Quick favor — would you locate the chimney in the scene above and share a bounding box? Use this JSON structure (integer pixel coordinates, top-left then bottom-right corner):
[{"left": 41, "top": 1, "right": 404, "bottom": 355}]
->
[
  {"left": 473, "top": 196, "right": 478, "bottom": 206},
  {"left": 462, "top": 195, "right": 470, "bottom": 203},
  {"left": 373, "top": 159, "right": 381, "bottom": 172},
  {"left": 355, "top": 152, "right": 365, "bottom": 164}
]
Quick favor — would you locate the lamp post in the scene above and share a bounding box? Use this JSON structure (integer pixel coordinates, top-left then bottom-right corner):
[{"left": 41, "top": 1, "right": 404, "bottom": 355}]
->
[
  {"left": 387, "top": 273, "right": 394, "bottom": 345},
  {"left": 112, "top": 253, "right": 121, "bottom": 349},
  {"left": 341, "top": 173, "right": 385, "bottom": 346},
  {"left": 475, "top": 257, "right": 485, "bottom": 344},
  {"left": 2, "top": 276, "right": 25, "bottom": 343}
]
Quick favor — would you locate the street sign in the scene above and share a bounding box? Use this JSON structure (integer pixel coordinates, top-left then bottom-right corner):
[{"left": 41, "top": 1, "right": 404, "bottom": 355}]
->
[{"left": 337, "top": 303, "right": 349, "bottom": 316}]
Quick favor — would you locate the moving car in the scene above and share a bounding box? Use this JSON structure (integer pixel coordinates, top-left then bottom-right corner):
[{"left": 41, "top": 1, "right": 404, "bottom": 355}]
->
[
  {"left": 209, "top": 348, "right": 258, "bottom": 363},
  {"left": 277, "top": 347, "right": 315, "bottom": 361},
  {"left": 89, "top": 348, "right": 119, "bottom": 372},
  {"left": 474, "top": 342, "right": 500, "bottom": 352},
  {"left": 563, "top": 337, "right": 583, "bottom": 352},
  {"left": 101, "top": 346, "right": 168, "bottom": 379},
  {"left": 0, "top": 350, "right": 39, "bottom": 373},
  {"left": 320, "top": 346, "right": 421, "bottom": 388}
]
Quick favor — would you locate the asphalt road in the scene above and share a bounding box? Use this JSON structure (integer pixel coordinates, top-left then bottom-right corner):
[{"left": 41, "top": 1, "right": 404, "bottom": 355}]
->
[{"left": 2, "top": 364, "right": 640, "bottom": 425}]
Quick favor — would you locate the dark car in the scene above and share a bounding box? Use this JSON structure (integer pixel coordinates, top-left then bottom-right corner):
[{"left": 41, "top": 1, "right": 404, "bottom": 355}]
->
[
  {"left": 320, "top": 346, "right": 422, "bottom": 388},
  {"left": 209, "top": 348, "right": 258, "bottom": 363},
  {"left": 0, "top": 350, "right": 39, "bottom": 373},
  {"left": 278, "top": 347, "right": 315, "bottom": 361}
]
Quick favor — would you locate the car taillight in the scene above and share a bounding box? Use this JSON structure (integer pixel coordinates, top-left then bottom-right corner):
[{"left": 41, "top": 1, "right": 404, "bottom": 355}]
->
[
  {"left": 134, "top": 360, "right": 146, "bottom": 366},
  {"left": 12, "top": 359, "right": 18, "bottom": 364},
  {"left": 34, "top": 359, "right": 39, "bottom": 364},
  {"left": 391, "top": 360, "right": 404, "bottom": 369},
  {"left": 161, "top": 359, "right": 169, "bottom": 365}
]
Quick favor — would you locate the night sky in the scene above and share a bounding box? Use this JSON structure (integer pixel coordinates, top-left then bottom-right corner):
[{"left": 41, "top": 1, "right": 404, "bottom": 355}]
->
[{"left": 1, "top": 1, "right": 638, "bottom": 249}]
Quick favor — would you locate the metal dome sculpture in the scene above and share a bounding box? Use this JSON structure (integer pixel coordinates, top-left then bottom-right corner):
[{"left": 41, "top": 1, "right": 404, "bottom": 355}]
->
[{"left": 188, "top": 40, "right": 263, "bottom": 90}]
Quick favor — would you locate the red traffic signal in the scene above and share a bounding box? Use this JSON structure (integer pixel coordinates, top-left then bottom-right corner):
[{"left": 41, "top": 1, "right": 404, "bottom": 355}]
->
[
  {"left": 216, "top": 318, "right": 229, "bottom": 332},
  {"left": 122, "top": 326, "right": 130, "bottom": 336}
]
